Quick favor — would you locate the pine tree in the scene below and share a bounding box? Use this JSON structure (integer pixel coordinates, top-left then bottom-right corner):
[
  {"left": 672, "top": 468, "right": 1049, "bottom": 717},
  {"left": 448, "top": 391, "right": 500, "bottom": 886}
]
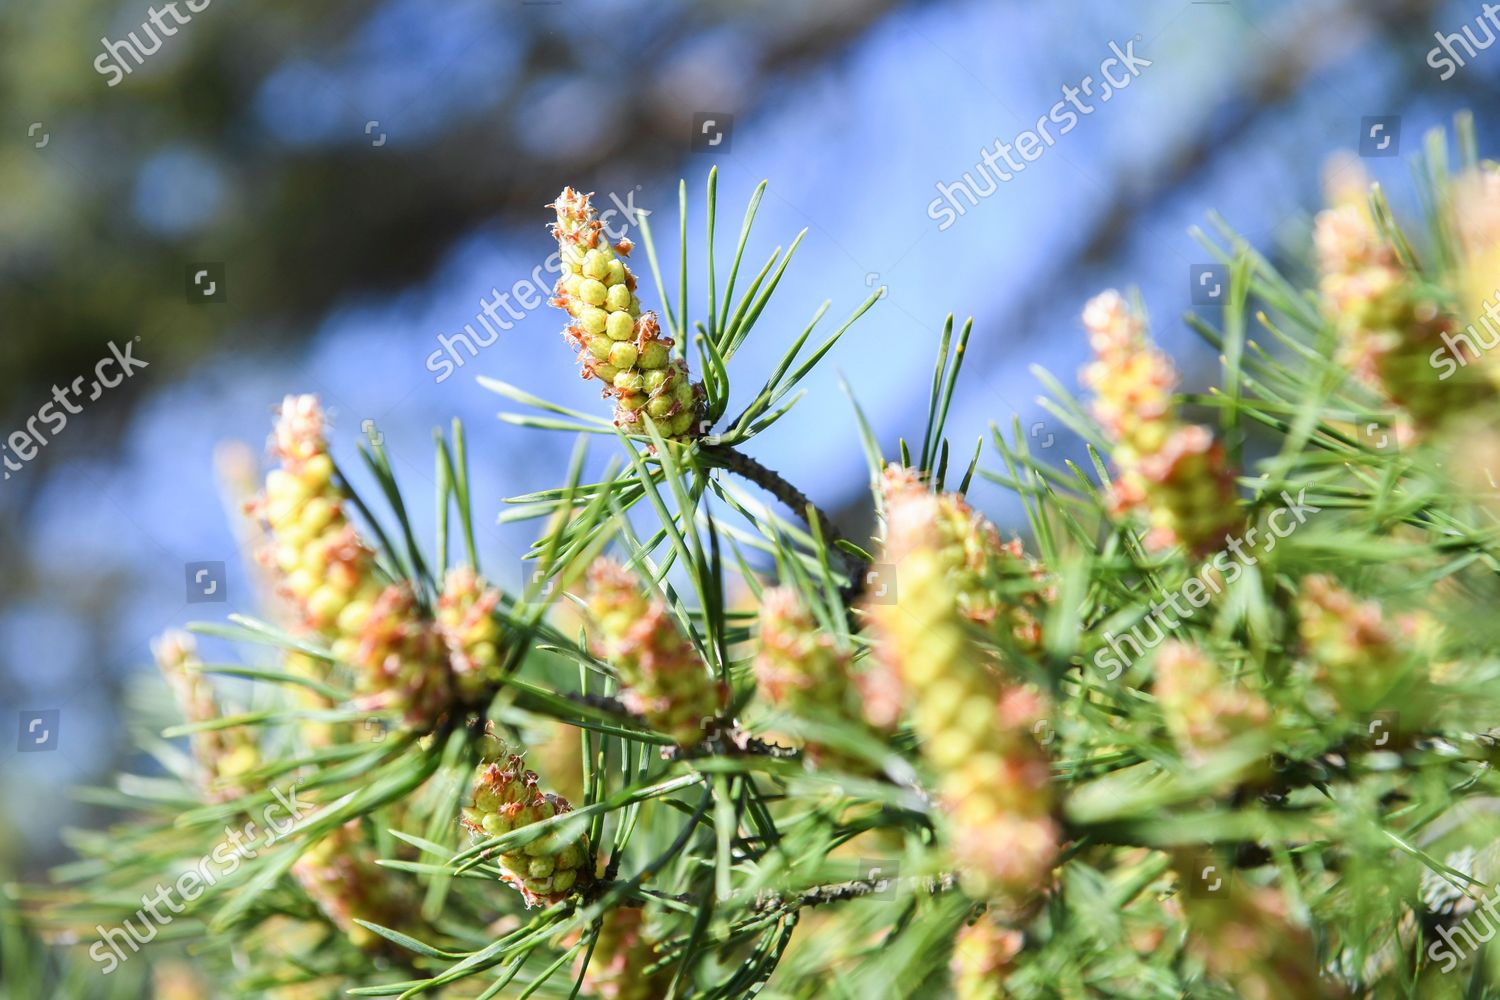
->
[{"left": 15, "top": 119, "right": 1500, "bottom": 998}]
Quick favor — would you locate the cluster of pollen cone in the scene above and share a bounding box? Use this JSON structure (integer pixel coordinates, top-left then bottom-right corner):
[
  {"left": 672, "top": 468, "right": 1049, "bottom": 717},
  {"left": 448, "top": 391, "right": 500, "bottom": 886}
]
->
[
  {"left": 139, "top": 180, "right": 1464, "bottom": 996},
  {"left": 248, "top": 394, "right": 513, "bottom": 730},
  {"left": 248, "top": 396, "right": 526, "bottom": 951}
]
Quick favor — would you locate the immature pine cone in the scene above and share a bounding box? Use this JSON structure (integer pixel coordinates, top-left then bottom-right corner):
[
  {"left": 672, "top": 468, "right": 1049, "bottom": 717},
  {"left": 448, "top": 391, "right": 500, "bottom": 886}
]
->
[
  {"left": 880, "top": 466, "right": 1049, "bottom": 648},
  {"left": 255, "top": 394, "right": 383, "bottom": 652},
  {"left": 550, "top": 187, "right": 702, "bottom": 437},
  {"left": 1315, "top": 183, "right": 1485, "bottom": 427},
  {"left": 1081, "top": 291, "right": 1241, "bottom": 554},
  {"left": 352, "top": 583, "right": 454, "bottom": 729},
  {"left": 1175, "top": 866, "right": 1331, "bottom": 1000},
  {"left": 951, "top": 915, "right": 1024, "bottom": 1000},
  {"left": 1296, "top": 575, "right": 1422, "bottom": 714},
  {"left": 254, "top": 395, "right": 454, "bottom": 730},
  {"left": 754, "top": 586, "right": 863, "bottom": 765},
  {"left": 437, "top": 567, "right": 507, "bottom": 703},
  {"left": 1153, "top": 641, "right": 1269, "bottom": 763},
  {"left": 284, "top": 651, "right": 341, "bottom": 748},
  {"left": 292, "top": 820, "right": 417, "bottom": 951},
  {"left": 1455, "top": 164, "right": 1500, "bottom": 388},
  {"left": 868, "top": 479, "right": 1058, "bottom": 902},
  {"left": 579, "top": 907, "right": 671, "bottom": 1000},
  {"left": 152, "top": 630, "right": 260, "bottom": 801},
  {"left": 583, "top": 559, "right": 724, "bottom": 746},
  {"left": 459, "top": 730, "right": 591, "bottom": 906}
]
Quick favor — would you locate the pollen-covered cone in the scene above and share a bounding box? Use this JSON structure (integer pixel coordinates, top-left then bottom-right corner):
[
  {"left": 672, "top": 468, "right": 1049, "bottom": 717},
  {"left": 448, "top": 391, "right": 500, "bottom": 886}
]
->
[
  {"left": 1129, "top": 424, "right": 1241, "bottom": 554},
  {"left": 583, "top": 559, "right": 724, "bottom": 746},
  {"left": 1315, "top": 179, "right": 1487, "bottom": 425},
  {"left": 251, "top": 396, "right": 390, "bottom": 739},
  {"left": 151, "top": 961, "right": 211, "bottom": 1000},
  {"left": 252, "top": 397, "right": 457, "bottom": 730},
  {"left": 549, "top": 188, "right": 703, "bottom": 437},
  {"left": 152, "top": 630, "right": 259, "bottom": 800},
  {"left": 1153, "top": 641, "right": 1269, "bottom": 763},
  {"left": 459, "top": 731, "right": 591, "bottom": 906},
  {"left": 754, "top": 586, "right": 864, "bottom": 765},
  {"left": 1175, "top": 866, "right": 1332, "bottom": 1000},
  {"left": 1081, "top": 291, "right": 1241, "bottom": 553},
  {"left": 292, "top": 820, "right": 417, "bottom": 952},
  {"left": 951, "top": 914, "right": 1023, "bottom": 1000},
  {"left": 577, "top": 907, "right": 671, "bottom": 1000},
  {"left": 351, "top": 584, "right": 453, "bottom": 730},
  {"left": 1296, "top": 575, "right": 1423, "bottom": 715},
  {"left": 879, "top": 466, "right": 1049, "bottom": 648},
  {"left": 854, "top": 654, "right": 907, "bottom": 732},
  {"left": 253, "top": 395, "right": 384, "bottom": 649},
  {"left": 1080, "top": 291, "right": 1177, "bottom": 453},
  {"left": 868, "top": 485, "right": 1058, "bottom": 903},
  {"left": 284, "top": 650, "right": 340, "bottom": 748},
  {"left": 1451, "top": 165, "right": 1500, "bottom": 393},
  {"left": 267, "top": 978, "right": 343, "bottom": 1000},
  {"left": 437, "top": 567, "right": 507, "bottom": 703}
]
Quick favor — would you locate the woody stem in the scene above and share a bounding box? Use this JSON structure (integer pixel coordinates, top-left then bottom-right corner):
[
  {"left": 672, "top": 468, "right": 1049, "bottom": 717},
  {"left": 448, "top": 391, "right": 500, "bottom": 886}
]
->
[{"left": 698, "top": 444, "right": 870, "bottom": 601}]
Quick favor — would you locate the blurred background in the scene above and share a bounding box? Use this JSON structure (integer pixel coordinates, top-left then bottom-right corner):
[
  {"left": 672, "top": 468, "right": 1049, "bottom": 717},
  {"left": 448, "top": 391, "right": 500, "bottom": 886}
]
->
[{"left": 2, "top": 0, "right": 1496, "bottom": 878}]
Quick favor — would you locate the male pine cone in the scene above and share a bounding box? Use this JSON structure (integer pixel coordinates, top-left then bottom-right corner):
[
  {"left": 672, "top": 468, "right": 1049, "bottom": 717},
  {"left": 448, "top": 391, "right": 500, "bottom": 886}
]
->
[
  {"left": 291, "top": 820, "right": 417, "bottom": 952},
  {"left": 578, "top": 907, "right": 671, "bottom": 1000},
  {"left": 437, "top": 566, "right": 507, "bottom": 703},
  {"left": 549, "top": 187, "right": 703, "bottom": 437},
  {"left": 152, "top": 630, "right": 259, "bottom": 801},
  {"left": 1080, "top": 290, "right": 1241, "bottom": 554},
  {"left": 584, "top": 558, "right": 724, "bottom": 747},
  {"left": 753, "top": 585, "right": 866, "bottom": 766},
  {"left": 253, "top": 394, "right": 454, "bottom": 729},
  {"left": 868, "top": 467, "right": 1059, "bottom": 903},
  {"left": 460, "top": 730, "right": 591, "bottom": 906}
]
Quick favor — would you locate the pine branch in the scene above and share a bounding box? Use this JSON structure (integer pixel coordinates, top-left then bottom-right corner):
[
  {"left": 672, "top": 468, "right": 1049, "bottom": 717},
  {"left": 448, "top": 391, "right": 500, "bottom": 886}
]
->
[
  {"left": 567, "top": 691, "right": 800, "bottom": 759},
  {"left": 770, "top": 872, "right": 959, "bottom": 910},
  {"left": 642, "top": 872, "right": 959, "bottom": 911},
  {"left": 700, "top": 443, "right": 870, "bottom": 601}
]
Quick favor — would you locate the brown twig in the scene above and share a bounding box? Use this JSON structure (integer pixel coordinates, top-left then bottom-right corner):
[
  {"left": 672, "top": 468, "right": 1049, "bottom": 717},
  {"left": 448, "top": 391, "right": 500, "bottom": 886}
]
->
[
  {"left": 749, "top": 872, "right": 959, "bottom": 912},
  {"left": 699, "top": 443, "right": 871, "bottom": 603},
  {"left": 641, "top": 872, "right": 958, "bottom": 912},
  {"left": 564, "top": 692, "right": 801, "bottom": 760}
]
